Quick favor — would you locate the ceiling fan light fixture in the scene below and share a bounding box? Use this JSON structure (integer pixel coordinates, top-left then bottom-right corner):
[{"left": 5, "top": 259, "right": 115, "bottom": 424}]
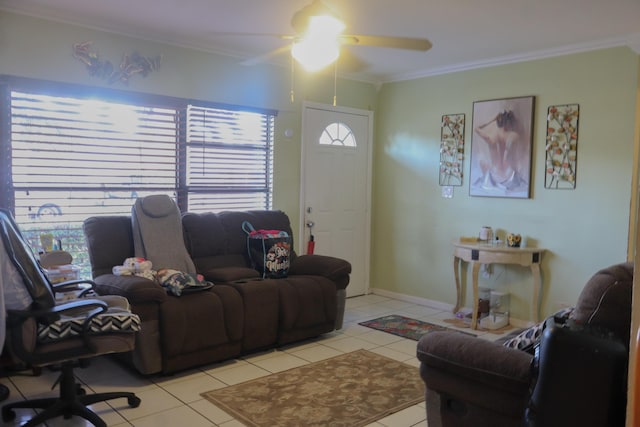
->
[
  {"left": 292, "top": 38, "right": 339, "bottom": 71},
  {"left": 305, "top": 15, "right": 345, "bottom": 38},
  {"left": 291, "top": 15, "right": 344, "bottom": 71}
]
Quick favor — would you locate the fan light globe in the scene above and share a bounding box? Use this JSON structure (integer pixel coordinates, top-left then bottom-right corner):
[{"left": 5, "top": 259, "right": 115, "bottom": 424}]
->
[{"left": 291, "top": 15, "right": 344, "bottom": 71}]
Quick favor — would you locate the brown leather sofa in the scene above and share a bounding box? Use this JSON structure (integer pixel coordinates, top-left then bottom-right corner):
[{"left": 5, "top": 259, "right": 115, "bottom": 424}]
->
[
  {"left": 417, "top": 262, "right": 633, "bottom": 427},
  {"left": 83, "top": 210, "right": 351, "bottom": 375}
]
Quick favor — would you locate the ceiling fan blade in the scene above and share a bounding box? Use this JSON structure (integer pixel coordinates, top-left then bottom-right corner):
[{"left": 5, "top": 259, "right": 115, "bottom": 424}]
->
[
  {"left": 209, "top": 32, "right": 294, "bottom": 40},
  {"left": 342, "top": 35, "right": 432, "bottom": 51},
  {"left": 337, "top": 48, "right": 368, "bottom": 73},
  {"left": 240, "top": 44, "right": 291, "bottom": 66}
]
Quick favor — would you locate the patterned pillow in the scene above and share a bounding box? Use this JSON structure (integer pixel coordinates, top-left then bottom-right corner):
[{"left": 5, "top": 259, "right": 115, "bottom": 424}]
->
[
  {"left": 503, "top": 307, "right": 574, "bottom": 353},
  {"left": 37, "top": 311, "right": 141, "bottom": 343}
]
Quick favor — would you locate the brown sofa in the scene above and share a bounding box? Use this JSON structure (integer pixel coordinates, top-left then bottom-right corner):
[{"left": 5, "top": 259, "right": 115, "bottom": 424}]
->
[
  {"left": 417, "top": 262, "right": 633, "bottom": 426},
  {"left": 83, "top": 210, "right": 351, "bottom": 375}
]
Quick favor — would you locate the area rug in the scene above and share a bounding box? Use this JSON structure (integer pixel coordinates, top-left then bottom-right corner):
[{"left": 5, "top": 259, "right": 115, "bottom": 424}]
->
[
  {"left": 201, "top": 349, "right": 425, "bottom": 427},
  {"left": 359, "top": 314, "right": 475, "bottom": 340}
]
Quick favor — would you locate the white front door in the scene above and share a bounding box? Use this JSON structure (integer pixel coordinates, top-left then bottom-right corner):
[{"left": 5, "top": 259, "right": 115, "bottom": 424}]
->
[{"left": 300, "top": 102, "right": 372, "bottom": 297}]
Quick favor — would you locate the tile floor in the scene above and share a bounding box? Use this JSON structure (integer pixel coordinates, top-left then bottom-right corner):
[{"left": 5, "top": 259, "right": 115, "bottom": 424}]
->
[{"left": 1, "top": 294, "right": 510, "bottom": 427}]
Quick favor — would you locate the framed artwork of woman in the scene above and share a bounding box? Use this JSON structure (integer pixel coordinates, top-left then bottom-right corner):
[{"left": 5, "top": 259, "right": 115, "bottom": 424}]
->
[{"left": 470, "top": 96, "right": 535, "bottom": 198}]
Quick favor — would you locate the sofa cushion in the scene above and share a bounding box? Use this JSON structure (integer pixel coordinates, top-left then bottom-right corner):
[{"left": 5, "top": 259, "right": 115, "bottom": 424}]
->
[
  {"left": 182, "top": 212, "right": 228, "bottom": 258},
  {"left": 217, "top": 210, "right": 296, "bottom": 258},
  {"left": 83, "top": 216, "right": 136, "bottom": 277},
  {"left": 159, "top": 288, "right": 242, "bottom": 358},
  {"left": 569, "top": 262, "right": 633, "bottom": 346},
  {"left": 202, "top": 267, "right": 260, "bottom": 283},
  {"left": 276, "top": 276, "right": 337, "bottom": 344}
]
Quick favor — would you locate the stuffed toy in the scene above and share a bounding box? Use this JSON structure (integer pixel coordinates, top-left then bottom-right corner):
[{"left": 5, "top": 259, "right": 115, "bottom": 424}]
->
[{"left": 112, "top": 257, "right": 155, "bottom": 281}]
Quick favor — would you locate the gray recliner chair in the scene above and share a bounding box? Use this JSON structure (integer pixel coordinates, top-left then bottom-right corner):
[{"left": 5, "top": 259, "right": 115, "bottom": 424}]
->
[
  {"left": 0, "top": 209, "right": 142, "bottom": 427},
  {"left": 417, "top": 262, "right": 633, "bottom": 427}
]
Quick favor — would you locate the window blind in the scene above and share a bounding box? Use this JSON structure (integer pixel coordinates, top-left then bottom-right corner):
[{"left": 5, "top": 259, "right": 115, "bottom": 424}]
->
[
  {"left": 186, "top": 105, "right": 274, "bottom": 212},
  {"left": 10, "top": 91, "right": 178, "bottom": 225},
  {"left": 2, "top": 80, "right": 276, "bottom": 273}
]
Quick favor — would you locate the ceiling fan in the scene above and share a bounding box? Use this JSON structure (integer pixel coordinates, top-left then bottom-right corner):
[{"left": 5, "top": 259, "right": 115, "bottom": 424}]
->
[{"left": 237, "top": 0, "right": 432, "bottom": 71}]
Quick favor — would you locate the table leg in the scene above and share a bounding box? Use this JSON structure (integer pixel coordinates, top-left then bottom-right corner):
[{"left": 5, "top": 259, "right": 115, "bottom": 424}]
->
[
  {"left": 471, "top": 262, "right": 481, "bottom": 329},
  {"left": 453, "top": 256, "right": 462, "bottom": 314},
  {"left": 531, "top": 264, "right": 542, "bottom": 323}
]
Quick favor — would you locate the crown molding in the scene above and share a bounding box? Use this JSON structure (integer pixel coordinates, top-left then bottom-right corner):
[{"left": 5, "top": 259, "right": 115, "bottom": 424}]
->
[{"left": 385, "top": 33, "right": 640, "bottom": 84}]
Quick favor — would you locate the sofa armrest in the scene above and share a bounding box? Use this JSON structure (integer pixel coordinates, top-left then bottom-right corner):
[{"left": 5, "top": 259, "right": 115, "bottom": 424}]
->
[
  {"left": 289, "top": 254, "right": 351, "bottom": 290},
  {"left": 93, "top": 274, "right": 167, "bottom": 304},
  {"left": 418, "top": 331, "right": 533, "bottom": 394}
]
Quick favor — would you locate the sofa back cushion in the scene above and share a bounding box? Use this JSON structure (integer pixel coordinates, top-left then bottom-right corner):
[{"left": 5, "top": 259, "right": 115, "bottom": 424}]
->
[
  {"left": 570, "top": 262, "right": 633, "bottom": 347},
  {"left": 182, "top": 210, "right": 296, "bottom": 273},
  {"left": 83, "top": 216, "right": 135, "bottom": 277}
]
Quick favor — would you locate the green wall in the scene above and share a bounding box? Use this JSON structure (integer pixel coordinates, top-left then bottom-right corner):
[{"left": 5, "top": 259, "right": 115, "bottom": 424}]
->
[
  {"left": 0, "top": 11, "right": 378, "bottom": 241},
  {"left": 2, "top": 11, "right": 639, "bottom": 323},
  {"left": 373, "top": 47, "right": 640, "bottom": 321}
]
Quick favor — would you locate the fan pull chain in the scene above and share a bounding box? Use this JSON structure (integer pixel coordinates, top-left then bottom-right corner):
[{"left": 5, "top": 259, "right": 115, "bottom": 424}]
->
[
  {"left": 290, "top": 49, "right": 295, "bottom": 104},
  {"left": 333, "top": 59, "right": 338, "bottom": 106}
]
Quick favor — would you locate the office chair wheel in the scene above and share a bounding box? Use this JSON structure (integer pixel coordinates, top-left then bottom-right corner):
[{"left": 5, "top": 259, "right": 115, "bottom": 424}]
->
[
  {"left": 2, "top": 407, "right": 16, "bottom": 422},
  {"left": 128, "top": 396, "right": 141, "bottom": 408}
]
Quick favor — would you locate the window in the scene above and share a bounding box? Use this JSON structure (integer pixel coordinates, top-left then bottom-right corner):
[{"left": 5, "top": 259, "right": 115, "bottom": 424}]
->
[
  {"left": 186, "top": 106, "right": 274, "bottom": 212},
  {"left": 319, "top": 122, "right": 356, "bottom": 147},
  {"left": 0, "top": 76, "right": 276, "bottom": 275}
]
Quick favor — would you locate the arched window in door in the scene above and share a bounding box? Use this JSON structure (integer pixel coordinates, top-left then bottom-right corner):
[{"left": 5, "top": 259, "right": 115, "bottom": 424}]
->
[{"left": 319, "top": 122, "right": 356, "bottom": 147}]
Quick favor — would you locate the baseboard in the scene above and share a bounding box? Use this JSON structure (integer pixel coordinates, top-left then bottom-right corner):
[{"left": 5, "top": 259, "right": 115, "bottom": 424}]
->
[{"left": 368, "top": 287, "right": 533, "bottom": 329}]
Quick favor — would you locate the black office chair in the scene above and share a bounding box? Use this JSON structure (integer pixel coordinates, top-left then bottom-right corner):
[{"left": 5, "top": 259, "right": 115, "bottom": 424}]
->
[{"left": 0, "top": 209, "right": 142, "bottom": 427}]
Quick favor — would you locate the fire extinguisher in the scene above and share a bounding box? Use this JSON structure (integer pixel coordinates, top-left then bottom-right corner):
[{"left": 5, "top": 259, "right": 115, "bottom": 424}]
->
[
  {"left": 306, "top": 219, "right": 315, "bottom": 255},
  {"left": 307, "top": 234, "right": 315, "bottom": 255}
]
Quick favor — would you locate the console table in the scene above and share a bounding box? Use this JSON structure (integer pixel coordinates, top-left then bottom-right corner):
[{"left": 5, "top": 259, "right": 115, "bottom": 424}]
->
[{"left": 452, "top": 241, "right": 546, "bottom": 329}]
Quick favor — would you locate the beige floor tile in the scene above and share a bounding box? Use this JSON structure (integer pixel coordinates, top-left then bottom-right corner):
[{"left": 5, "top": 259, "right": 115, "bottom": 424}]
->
[
  {"left": 130, "top": 405, "right": 214, "bottom": 427},
  {"left": 113, "top": 386, "right": 184, "bottom": 421},
  {"left": 368, "top": 346, "right": 416, "bottom": 363},
  {"left": 202, "top": 357, "right": 251, "bottom": 374},
  {"left": 385, "top": 338, "right": 420, "bottom": 355},
  {"left": 404, "top": 357, "right": 422, "bottom": 368},
  {"left": 239, "top": 348, "right": 281, "bottom": 362},
  {"left": 359, "top": 329, "right": 405, "bottom": 346},
  {"left": 377, "top": 403, "right": 427, "bottom": 427},
  {"left": 6, "top": 370, "right": 60, "bottom": 397},
  {"left": 76, "top": 362, "right": 156, "bottom": 395},
  {"left": 371, "top": 299, "right": 417, "bottom": 311},
  {"left": 44, "top": 401, "right": 128, "bottom": 427},
  {"left": 161, "top": 374, "right": 227, "bottom": 403},
  {"left": 400, "top": 304, "right": 446, "bottom": 317},
  {"left": 189, "top": 398, "right": 236, "bottom": 425},
  {"left": 208, "top": 363, "right": 270, "bottom": 386},
  {"left": 321, "top": 335, "right": 378, "bottom": 352},
  {"left": 345, "top": 294, "right": 389, "bottom": 308},
  {"left": 350, "top": 304, "right": 395, "bottom": 318},
  {"left": 250, "top": 352, "right": 308, "bottom": 373},
  {"left": 151, "top": 368, "right": 207, "bottom": 387},
  {"left": 288, "top": 343, "right": 344, "bottom": 362},
  {"left": 339, "top": 322, "right": 376, "bottom": 336}
]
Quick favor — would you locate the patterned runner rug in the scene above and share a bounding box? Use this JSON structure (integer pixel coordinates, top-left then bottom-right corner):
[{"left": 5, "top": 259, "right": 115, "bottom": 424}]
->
[
  {"left": 201, "top": 349, "right": 425, "bottom": 427},
  {"left": 359, "top": 314, "right": 475, "bottom": 340}
]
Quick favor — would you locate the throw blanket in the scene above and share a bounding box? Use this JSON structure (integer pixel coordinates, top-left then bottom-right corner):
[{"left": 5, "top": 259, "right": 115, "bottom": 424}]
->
[{"left": 131, "top": 195, "right": 196, "bottom": 274}]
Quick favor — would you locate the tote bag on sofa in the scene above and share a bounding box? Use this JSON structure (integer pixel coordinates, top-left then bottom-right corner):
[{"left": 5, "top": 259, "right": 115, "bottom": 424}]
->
[{"left": 242, "top": 221, "right": 291, "bottom": 278}]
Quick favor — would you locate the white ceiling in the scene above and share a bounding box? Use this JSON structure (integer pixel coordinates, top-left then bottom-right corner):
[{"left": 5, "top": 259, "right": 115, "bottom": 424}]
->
[{"left": 2, "top": 0, "right": 640, "bottom": 83}]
